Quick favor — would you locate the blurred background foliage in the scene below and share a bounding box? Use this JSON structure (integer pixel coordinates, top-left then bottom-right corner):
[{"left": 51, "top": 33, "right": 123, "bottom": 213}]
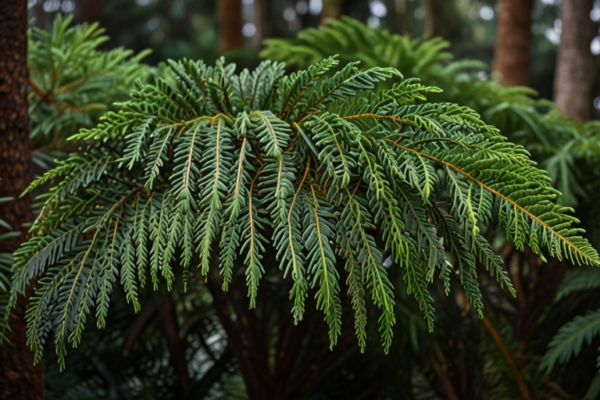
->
[
  {"left": 27, "top": 0, "right": 595, "bottom": 104},
  {"left": 9, "top": 0, "right": 600, "bottom": 399}
]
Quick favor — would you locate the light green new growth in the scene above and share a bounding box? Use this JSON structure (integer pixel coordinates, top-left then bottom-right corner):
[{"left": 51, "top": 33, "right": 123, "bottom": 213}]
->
[{"left": 8, "top": 56, "right": 599, "bottom": 368}]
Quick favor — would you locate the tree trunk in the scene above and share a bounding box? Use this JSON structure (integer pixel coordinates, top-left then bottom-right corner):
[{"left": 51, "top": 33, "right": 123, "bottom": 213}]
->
[
  {"left": 424, "top": 0, "right": 440, "bottom": 38},
  {"left": 0, "top": 0, "right": 45, "bottom": 399},
  {"left": 553, "top": 0, "right": 596, "bottom": 122},
  {"left": 253, "top": 0, "right": 271, "bottom": 49},
  {"left": 218, "top": 0, "right": 244, "bottom": 54},
  {"left": 321, "top": 0, "right": 343, "bottom": 25},
  {"left": 77, "top": 0, "right": 107, "bottom": 24},
  {"left": 492, "top": 0, "right": 534, "bottom": 86},
  {"left": 393, "top": 0, "right": 411, "bottom": 36},
  {"left": 205, "top": 255, "right": 360, "bottom": 400},
  {"left": 159, "top": 297, "right": 191, "bottom": 398}
]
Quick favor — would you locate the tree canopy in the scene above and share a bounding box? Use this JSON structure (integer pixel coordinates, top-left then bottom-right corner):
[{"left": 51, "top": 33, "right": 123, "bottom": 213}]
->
[{"left": 7, "top": 55, "right": 599, "bottom": 370}]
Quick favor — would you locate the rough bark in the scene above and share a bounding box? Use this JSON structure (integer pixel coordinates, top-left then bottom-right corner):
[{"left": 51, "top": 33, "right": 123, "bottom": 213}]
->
[
  {"left": 218, "top": 0, "right": 244, "bottom": 54},
  {"left": 493, "top": 0, "right": 534, "bottom": 86},
  {"left": 554, "top": 0, "right": 596, "bottom": 122},
  {"left": 0, "top": 0, "right": 45, "bottom": 398}
]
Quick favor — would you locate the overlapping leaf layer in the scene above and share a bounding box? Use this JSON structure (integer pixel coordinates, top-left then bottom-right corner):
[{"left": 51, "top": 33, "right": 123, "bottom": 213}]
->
[{"left": 9, "top": 57, "right": 599, "bottom": 366}]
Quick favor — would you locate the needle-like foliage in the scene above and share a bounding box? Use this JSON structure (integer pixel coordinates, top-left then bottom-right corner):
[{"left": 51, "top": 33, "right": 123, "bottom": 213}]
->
[
  {"left": 264, "top": 20, "right": 600, "bottom": 395},
  {"left": 261, "top": 17, "right": 600, "bottom": 210},
  {"left": 8, "top": 56, "right": 599, "bottom": 368},
  {"left": 28, "top": 14, "right": 150, "bottom": 154}
]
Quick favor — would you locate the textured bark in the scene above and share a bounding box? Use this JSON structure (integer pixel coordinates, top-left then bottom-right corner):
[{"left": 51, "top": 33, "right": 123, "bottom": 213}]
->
[
  {"left": 0, "top": 0, "right": 45, "bottom": 399},
  {"left": 493, "top": 0, "right": 534, "bottom": 86},
  {"left": 554, "top": 0, "right": 596, "bottom": 122},
  {"left": 218, "top": 0, "right": 244, "bottom": 54}
]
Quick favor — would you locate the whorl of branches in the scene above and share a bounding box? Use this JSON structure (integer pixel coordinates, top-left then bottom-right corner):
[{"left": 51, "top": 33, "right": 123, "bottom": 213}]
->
[{"left": 7, "top": 56, "right": 599, "bottom": 367}]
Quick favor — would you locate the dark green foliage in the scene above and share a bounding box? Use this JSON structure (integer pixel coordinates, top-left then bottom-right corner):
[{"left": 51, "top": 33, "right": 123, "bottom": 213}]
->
[
  {"left": 555, "top": 267, "right": 600, "bottom": 301},
  {"left": 261, "top": 17, "right": 600, "bottom": 211},
  {"left": 41, "top": 285, "right": 239, "bottom": 400},
  {"left": 543, "top": 266, "right": 600, "bottom": 393},
  {"left": 264, "top": 18, "right": 600, "bottom": 396},
  {"left": 28, "top": 14, "right": 150, "bottom": 154},
  {"left": 8, "top": 55, "right": 599, "bottom": 368},
  {"left": 542, "top": 309, "right": 600, "bottom": 374}
]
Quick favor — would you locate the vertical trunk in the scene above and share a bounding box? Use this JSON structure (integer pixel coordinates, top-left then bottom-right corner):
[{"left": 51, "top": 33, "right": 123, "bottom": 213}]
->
[
  {"left": 206, "top": 255, "right": 359, "bottom": 400},
  {"left": 159, "top": 297, "right": 191, "bottom": 398},
  {"left": 424, "top": 0, "right": 460, "bottom": 41},
  {"left": 492, "top": 0, "right": 534, "bottom": 86},
  {"left": 424, "top": 0, "right": 440, "bottom": 38},
  {"left": 321, "top": 0, "right": 343, "bottom": 25},
  {"left": 77, "top": 0, "right": 107, "bottom": 24},
  {"left": 0, "top": 0, "right": 45, "bottom": 399},
  {"left": 218, "top": 0, "right": 244, "bottom": 54},
  {"left": 554, "top": 0, "right": 596, "bottom": 122},
  {"left": 253, "top": 0, "right": 271, "bottom": 49},
  {"left": 395, "top": 0, "right": 411, "bottom": 37}
]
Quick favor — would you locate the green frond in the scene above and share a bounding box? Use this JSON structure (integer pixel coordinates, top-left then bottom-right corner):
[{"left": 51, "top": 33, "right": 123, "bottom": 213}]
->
[
  {"left": 239, "top": 167, "right": 268, "bottom": 307},
  {"left": 541, "top": 309, "right": 600, "bottom": 374},
  {"left": 249, "top": 110, "right": 291, "bottom": 158},
  {"left": 277, "top": 56, "right": 339, "bottom": 119},
  {"left": 390, "top": 140, "right": 599, "bottom": 267},
  {"left": 298, "top": 63, "right": 400, "bottom": 118},
  {"left": 263, "top": 16, "right": 600, "bottom": 215},
  {"left": 28, "top": 14, "right": 150, "bottom": 149},
  {"left": 11, "top": 57, "right": 598, "bottom": 364},
  {"left": 584, "top": 373, "right": 600, "bottom": 400},
  {"left": 220, "top": 136, "right": 254, "bottom": 291},
  {"left": 340, "top": 195, "right": 396, "bottom": 351},
  {"left": 267, "top": 157, "right": 307, "bottom": 323},
  {"left": 344, "top": 255, "right": 367, "bottom": 352},
  {"left": 26, "top": 153, "right": 114, "bottom": 208},
  {"left": 120, "top": 222, "right": 140, "bottom": 312},
  {"left": 556, "top": 267, "right": 600, "bottom": 301},
  {"left": 433, "top": 206, "right": 484, "bottom": 317},
  {"left": 304, "top": 113, "right": 356, "bottom": 198},
  {"left": 303, "top": 187, "right": 342, "bottom": 347},
  {"left": 193, "top": 117, "right": 234, "bottom": 275}
]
